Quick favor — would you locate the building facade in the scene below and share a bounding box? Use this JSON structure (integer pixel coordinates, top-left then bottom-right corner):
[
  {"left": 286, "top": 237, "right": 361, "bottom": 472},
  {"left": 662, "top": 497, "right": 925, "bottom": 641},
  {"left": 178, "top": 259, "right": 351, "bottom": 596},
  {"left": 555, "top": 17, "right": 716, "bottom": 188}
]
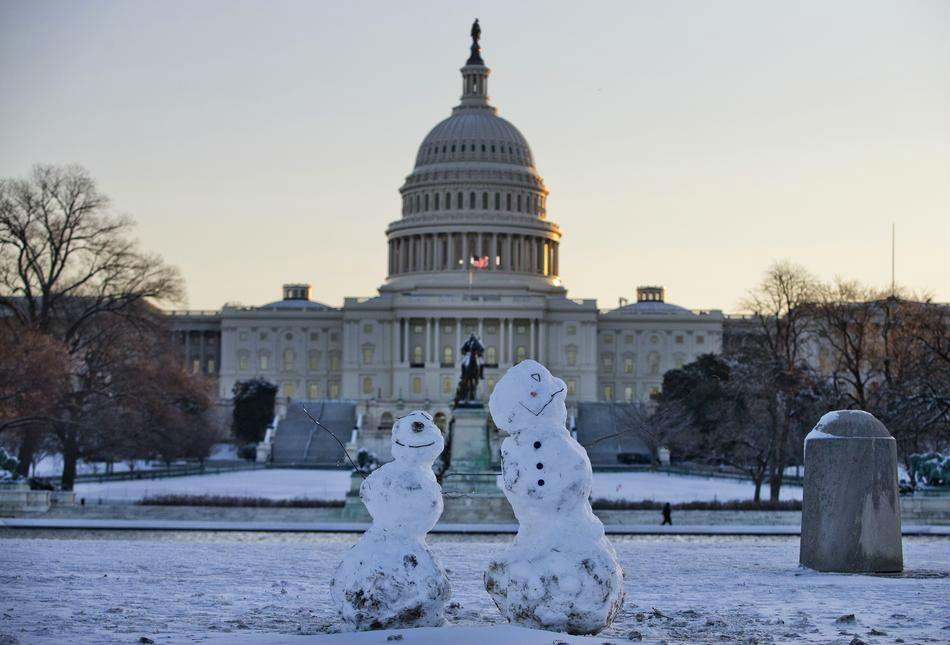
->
[{"left": 168, "top": 35, "right": 724, "bottom": 454}]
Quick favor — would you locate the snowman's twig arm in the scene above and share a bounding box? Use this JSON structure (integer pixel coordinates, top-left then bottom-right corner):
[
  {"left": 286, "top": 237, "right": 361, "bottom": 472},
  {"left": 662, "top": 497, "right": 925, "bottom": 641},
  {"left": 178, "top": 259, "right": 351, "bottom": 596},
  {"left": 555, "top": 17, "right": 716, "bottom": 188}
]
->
[{"left": 302, "top": 405, "right": 366, "bottom": 477}]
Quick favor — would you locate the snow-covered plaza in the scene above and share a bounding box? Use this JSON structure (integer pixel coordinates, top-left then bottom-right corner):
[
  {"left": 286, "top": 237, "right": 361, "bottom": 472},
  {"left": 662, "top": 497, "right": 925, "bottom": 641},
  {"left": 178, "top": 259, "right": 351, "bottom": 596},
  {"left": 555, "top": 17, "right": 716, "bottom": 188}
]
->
[{"left": 1, "top": 531, "right": 947, "bottom": 645}]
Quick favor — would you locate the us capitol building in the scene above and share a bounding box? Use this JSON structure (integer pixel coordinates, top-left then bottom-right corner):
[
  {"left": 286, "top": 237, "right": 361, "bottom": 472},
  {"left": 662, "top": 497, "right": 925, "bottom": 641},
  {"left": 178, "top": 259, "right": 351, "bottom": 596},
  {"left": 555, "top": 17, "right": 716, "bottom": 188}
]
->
[{"left": 169, "top": 26, "right": 724, "bottom": 463}]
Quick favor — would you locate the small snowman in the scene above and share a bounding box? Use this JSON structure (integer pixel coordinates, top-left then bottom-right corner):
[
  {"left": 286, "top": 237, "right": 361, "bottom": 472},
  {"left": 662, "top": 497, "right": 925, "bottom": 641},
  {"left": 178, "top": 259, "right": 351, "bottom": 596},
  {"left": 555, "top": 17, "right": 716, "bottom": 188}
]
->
[
  {"left": 485, "top": 360, "right": 624, "bottom": 635},
  {"left": 330, "top": 410, "right": 451, "bottom": 631}
]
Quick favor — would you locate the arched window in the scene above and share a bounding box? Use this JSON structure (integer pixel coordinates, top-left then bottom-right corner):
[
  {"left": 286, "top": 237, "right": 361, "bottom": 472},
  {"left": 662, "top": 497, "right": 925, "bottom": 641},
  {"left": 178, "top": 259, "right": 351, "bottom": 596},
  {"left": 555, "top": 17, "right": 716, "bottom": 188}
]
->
[
  {"left": 412, "top": 376, "right": 423, "bottom": 394},
  {"left": 517, "top": 194, "right": 522, "bottom": 212},
  {"left": 515, "top": 345, "right": 527, "bottom": 363},
  {"left": 480, "top": 144, "right": 486, "bottom": 152},
  {"left": 451, "top": 144, "right": 456, "bottom": 152},
  {"left": 469, "top": 192, "right": 476, "bottom": 208},
  {"left": 482, "top": 192, "right": 488, "bottom": 209},
  {"left": 601, "top": 353, "right": 614, "bottom": 373},
  {"left": 494, "top": 193, "right": 500, "bottom": 210},
  {"left": 424, "top": 193, "right": 429, "bottom": 211},
  {"left": 329, "top": 351, "right": 341, "bottom": 370},
  {"left": 485, "top": 346, "right": 497, "bottom": 365},
  {"left": 623, "top": 353, "right": 635, "bottom": 374},
  {"left": 378, "top": 412, "right": 394, "bottom": 430},
  {"left": 307, "top": 382, "right": 319, "bottom": 400},
  {"left": 506, "top": 194, "right": 512, "bottom": 211},
  {"left": 308, "top": 350, "right": 321, "bottom": 370},
  {"left": 259, "top": 351, "right": 270, "bottom": 371},
  {"left": 362, "top": 376, "right": 373, "bottom": 395},
  {"left": 442, "top": 345, "right": 453, "bottom": 366},
  {"left": 445, "top": 192, "right": 451, "bottom": 209},
  {"left": 282, "top": 348, "right": 295, "bottom": 371},
  {"left": 238, "top": 350, "right": 249, "bottom": 371},
  {"left": 491, "top": 144, "right": 496, "bottom": 153},
  {"left": 412, "top": 345, "right": 424, "bottom": 365},
  {"left": 434, "top": 193, "right": 439, "bottom": 209}
]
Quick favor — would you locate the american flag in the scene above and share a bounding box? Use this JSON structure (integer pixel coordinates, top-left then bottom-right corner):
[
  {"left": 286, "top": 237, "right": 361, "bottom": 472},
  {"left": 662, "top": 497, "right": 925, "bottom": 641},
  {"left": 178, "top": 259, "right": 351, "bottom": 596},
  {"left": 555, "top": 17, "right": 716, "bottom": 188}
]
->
[{"left": 470, "top": 255, "right": 489, "bottom": 269}]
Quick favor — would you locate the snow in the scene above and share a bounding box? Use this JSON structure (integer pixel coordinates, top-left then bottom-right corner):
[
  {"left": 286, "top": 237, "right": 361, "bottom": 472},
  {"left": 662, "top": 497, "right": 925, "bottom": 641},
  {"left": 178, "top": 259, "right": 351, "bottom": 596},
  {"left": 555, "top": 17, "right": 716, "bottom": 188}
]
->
[
  {"left": 488, "top": 360, "right": 623, "bottom": 634},
  {"left": 73, "top": 469, "right": 352, "bottom": 502},
  {"left": 591, "top": 471, "right": 803, "bottom": 503},
  {"left": 1, "top": 533, "right": 946, "bottom": 644},
  {"left": 68, "top": 468, "right": 802, "bottom": 504},
  {"left": 201, "top": 625, "right": 635, "bottom": 644},
  {"left": 331, "top": 411, "right": 450, "bottom": 630}
]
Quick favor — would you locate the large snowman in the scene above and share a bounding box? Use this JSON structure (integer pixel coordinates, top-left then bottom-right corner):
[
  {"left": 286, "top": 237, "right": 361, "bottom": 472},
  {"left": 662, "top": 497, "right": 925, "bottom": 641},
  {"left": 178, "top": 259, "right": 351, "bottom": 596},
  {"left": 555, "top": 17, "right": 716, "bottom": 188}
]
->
[
  {"left": 485, "top": 360, "right": 624, "bottom": 635},
  {"left": 330, "top": 410, "right": 451, "bottom": 631}
]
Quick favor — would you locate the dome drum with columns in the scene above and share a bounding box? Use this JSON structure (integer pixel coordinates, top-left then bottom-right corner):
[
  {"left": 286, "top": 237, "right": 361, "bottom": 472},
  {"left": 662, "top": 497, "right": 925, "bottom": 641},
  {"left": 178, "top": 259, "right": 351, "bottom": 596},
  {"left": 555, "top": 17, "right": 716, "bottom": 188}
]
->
[
  {"left": 383, "top": 34, "right": 561, "bottom": 295},
  {"left": 167, "top": 22, "right": 724, "bottom": 466}
]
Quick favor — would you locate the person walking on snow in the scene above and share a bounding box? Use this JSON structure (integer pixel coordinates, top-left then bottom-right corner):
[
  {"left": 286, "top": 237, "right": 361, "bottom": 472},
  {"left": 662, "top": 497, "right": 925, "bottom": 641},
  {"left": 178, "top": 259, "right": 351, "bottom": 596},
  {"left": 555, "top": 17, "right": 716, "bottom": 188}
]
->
[{"left": 661, "top": 502, "right": 672, "bottom": 526}]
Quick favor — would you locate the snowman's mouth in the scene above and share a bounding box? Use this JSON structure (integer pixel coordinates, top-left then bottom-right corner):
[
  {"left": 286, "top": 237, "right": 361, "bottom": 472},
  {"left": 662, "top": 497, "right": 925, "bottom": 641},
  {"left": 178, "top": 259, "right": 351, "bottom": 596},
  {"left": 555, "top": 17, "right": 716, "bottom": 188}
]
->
[
  {"left": 519, "top": 387, "right": 565, "bottom": 416},
  {"left": 394, "top": 440, "right": 436, "bottom": 449}
]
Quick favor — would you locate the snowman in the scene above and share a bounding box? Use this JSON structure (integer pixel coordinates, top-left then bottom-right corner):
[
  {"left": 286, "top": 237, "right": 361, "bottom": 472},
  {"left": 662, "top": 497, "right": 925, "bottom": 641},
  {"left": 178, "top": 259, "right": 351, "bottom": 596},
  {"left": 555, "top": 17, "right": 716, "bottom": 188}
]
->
[
  {"left": 485, "top": 360, "right": 624, "bottom": 635},
  {"left": 330, "top": 410, "right": 451, "bottom": 631}
]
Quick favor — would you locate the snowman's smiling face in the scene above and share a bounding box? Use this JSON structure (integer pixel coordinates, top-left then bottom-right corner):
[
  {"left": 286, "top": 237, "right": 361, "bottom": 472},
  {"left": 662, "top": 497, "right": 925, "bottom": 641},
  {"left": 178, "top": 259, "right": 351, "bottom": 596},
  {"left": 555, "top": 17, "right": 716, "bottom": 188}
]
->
[
  {"left": 489, "top": 360, "right": 568, "bottom": 433},
  {"left": 391, "top": 410, "right": 444, "bottom": 463}
]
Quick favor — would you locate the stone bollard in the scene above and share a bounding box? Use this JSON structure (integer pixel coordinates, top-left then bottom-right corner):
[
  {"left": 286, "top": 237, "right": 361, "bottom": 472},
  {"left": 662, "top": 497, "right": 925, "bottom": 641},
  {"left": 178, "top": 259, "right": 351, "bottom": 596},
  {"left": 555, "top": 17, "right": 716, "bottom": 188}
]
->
[{"left": 800, "top": 410, "right": 902, "bottom": 573}]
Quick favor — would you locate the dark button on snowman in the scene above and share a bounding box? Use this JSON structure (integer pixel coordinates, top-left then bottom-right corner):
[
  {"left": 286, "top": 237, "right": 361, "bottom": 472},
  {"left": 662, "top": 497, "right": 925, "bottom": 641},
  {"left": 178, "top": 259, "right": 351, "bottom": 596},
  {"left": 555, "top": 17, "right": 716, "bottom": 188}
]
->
[
  {"left": 485, "top": 360, "right": 624, "bottom": 635},
  {"left": 330, "top": 410, "right": 451, "bottom": 631}
]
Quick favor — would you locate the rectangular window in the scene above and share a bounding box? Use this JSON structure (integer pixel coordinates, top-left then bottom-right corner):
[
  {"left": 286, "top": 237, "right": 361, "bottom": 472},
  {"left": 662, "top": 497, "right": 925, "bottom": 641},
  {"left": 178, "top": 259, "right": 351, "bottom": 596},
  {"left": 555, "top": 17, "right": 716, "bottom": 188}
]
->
[
  {"left": 191, "top": 358, "right": 200, "bottom": 374},
  {"left": 442, "top": 377, "right": 453, "bottom": 394},
  {"left": 602, "top": 384, "right": 613, "bottom": 401},
  {"left": 697, "top": 335, "right": 705, "bottom": 345},
  {"left": 602, "top": 354, "right": 614, "bottom": 372},
  {"left": 259, "top": 353, "right": 269, "bottom": 370},
  {"left": 362, "top": 376, "right": 373, "bottom": 395},
  {"left": 309, "top": 331, "right": 319, "bottom": 342},
  {"left": 307, "top": 382, "right": 319, "bottom": 400},
  {"left": 282, "top": 383, "right": 294, "bottom": 398},
  {"left": 238, "top": 351, "right": 248, "bottom": 371},
  {"left": 624, "top": 385, "right": 634, "bottom": 402},
  {"left": 363, "top": 323, "right": 373, "bottom": 334},
  {"left": 675, "top": 335, "right": 684, "bottom": 345},
  {"left": 329, "top": 381, "right": 340, "bottom": 399},
  {"left": 566, "top": 379, "right": 576, "bottom": 396},
  {"left": 566, "top": 348, "right": 577, "bottom": 367},
  {"left": 308, "top": 350, "right": 320, "bottom": 370},
  {"left": 206, "top": 359, "right": 215, "bottom": 374},
  {"left": 329, "top": 352, "right": 340, "bottom": 370},
  {"left": 624, "top": 357, "right": 633, "bottom": 374},
  {"left": 362, "top": 345, "right": 374, "bottom": 364},
  {"left": 260, "top": 331, "right": 268, "bottom": 341},
  {"left": 412, "top": 376, "right": 423, "bottom": 394}
]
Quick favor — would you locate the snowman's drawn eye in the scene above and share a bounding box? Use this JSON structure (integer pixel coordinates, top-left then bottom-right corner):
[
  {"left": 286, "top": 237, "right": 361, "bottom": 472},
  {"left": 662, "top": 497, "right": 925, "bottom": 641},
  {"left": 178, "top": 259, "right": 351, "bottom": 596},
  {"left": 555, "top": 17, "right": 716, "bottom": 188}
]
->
[{"left": 530, "top": 373, "right": 541, "bottom": 382}]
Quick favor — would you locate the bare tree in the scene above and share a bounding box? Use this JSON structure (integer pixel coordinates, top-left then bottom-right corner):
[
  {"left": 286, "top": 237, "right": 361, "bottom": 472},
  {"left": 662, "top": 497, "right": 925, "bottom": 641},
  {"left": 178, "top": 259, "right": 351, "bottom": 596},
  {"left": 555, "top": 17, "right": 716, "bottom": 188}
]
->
[{"left": 0, "top": 164, "right": 184, "bottom": 485}]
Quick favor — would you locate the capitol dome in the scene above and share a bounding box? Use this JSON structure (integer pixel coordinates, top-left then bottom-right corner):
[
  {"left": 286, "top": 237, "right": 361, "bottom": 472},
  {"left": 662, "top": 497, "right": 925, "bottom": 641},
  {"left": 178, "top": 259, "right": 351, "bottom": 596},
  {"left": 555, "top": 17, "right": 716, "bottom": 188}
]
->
[{"left": 382, "top": 23, "right": 562, "bottom": 295}]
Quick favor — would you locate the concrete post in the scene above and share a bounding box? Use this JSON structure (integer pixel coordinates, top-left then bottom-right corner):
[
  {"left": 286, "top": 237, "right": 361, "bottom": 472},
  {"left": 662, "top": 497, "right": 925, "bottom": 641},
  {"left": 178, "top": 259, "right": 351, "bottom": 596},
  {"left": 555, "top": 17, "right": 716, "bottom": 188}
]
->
[{"left": 800, "top": 410, "right": 902, "bottom": 573}]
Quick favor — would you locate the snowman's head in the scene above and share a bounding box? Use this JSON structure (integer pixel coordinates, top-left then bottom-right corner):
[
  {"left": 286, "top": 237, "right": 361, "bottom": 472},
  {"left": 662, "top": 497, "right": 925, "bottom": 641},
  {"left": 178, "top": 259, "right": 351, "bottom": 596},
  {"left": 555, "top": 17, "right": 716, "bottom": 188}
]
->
[
  {"left": 391, "top": 410, "right": 444, "bottom": 464},
  {"left": 489, "top": 360, "right": 568, "bottom": 433}
]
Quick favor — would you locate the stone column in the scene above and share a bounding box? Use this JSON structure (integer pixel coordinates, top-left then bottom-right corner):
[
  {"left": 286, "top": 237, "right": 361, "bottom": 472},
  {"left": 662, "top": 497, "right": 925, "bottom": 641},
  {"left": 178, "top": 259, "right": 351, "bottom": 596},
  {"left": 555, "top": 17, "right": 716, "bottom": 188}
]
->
[
  {"left": 529, "top": 319, "right": 536, "bottom": 359},
  {"left": 455, "top": 318, "right": 461, "bottom": 357},
  {"left": 392, "top": 318, "right": 401, "bottom": 364},
  {"left": 402, "top": 318, "right": 409, "bottom": 364},
  {"left": 491, "top": 233, "right": 497, "bottom": 270},
  {"left": 538, "top": 320, "right": 545, "bottom": 362},
  {"left": 461, "top": 232, "right": 468, "bottom": 268},
  {"left": 499, "top": 317, "right": 506, "bottom": 364},
  {"left": 506, "top": 235, "right": 512, "bottom": 271},
  {"left": 507, "top": 318, "right": 513, "bottom": 364},
  {"left": 425, "top": 318, "right": 432, "bottom": 363},
  {"left": 800, "top": 410, "right": 902, "bottom": 573}
]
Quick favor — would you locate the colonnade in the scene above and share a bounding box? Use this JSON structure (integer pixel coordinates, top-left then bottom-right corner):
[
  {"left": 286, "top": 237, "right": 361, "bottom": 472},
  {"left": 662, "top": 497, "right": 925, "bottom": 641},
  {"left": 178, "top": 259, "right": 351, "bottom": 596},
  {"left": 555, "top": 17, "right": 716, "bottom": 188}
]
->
[
  {"left": 392, "top": 316, "right": 547, "bottom": 366},
  {"left": 388, "top": 232, "right": 558, "bottom": 277}
]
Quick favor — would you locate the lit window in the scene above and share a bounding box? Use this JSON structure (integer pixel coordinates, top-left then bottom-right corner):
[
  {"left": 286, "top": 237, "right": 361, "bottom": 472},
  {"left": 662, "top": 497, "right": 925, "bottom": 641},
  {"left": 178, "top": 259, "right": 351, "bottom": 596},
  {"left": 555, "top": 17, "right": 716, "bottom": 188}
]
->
[
  {"left": 206, "top": 359, "right": 215, "bottom": 374},
  {"left": 675, "top": 353, "right": 686, "bottom": 368},
  {"left": 603, "top": 384, "right": 613, "bottom": 401},
  {"left": 486, "top": 325, "right": 497, "bottom": 334},
  {"left": 624, "top": 385, "right": 634, "bottom": 402},
  {"left": 238, "top": 350, "right": 249, "bottom": 371},
  {"left": 329, "top": 351, "right": 340, "bottom": 370},
  {"left": 602, "top": 354, "right": 614, "bottom": 372},
  {"left": 307, "top": 382, "right": 319, "bottom": 400},
  {"left": 485, "top": 346, "right": 497, "bottom": 364},
  {"left": 515, "top": 345, "right": 527, "bottom": 362},
  {"left": 566, "top": 346, "right": 577, "bottom": 367},
  {"left": 282, "top": 349, "right": 295, "bottom": 371},
  {"left": 329, "top": 382, "right": 340, "bottom": 399},
  {"left": 282, "top": 383, "right": 294, "bottom": 398},
  {"left": 259, "top": 352, "right": 270, "bottom": 370},
  {"left": 362, "top": 377, "right": 373, "bottom": 395},
  {"left": 486, "top": 377, "right": 496, "bottom": 394},
  {"left": 308, "top": 350, "right": 321, "bottom": 370},
  {"left": 362, "top": 344, "right": 374, "bottom": 365},
  {"left": 648, "top": 351, "right": 660, "bottom": 375},
  {"left": 623, "top": 356, "right": 634, "bottom": 374},
  {"left": 412, "top": 376, "right": 423, "bottom": 394},
  {"left": 442, "top": 346, "right": 453, "bottom": 365},
  {"left": 650, "top": 386, "right": 660, "bottom": 399},
  {"left": 191, "top": 358, "right": 200, "bottom": 374},
  {"left": 516, "top": 325, "right": 526, "bottom": 335},
  {"left": 413, "top": 345, "right": 424, "bottom": 364},
  {"left": 566, "top": 379, "right": 576, "bottom": 396},
  {"left": 413, "top": 324, "right": 423, "bottom": 334},
  {"left": 442, "top": 377, "right": 453, "bottom": 394}
]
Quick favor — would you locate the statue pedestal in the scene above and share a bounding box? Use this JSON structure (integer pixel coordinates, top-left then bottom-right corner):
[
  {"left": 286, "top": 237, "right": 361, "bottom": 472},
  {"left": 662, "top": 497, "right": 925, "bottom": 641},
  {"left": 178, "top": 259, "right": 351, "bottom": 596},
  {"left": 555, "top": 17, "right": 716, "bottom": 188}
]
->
[{"left": 443, "top": 405, "right": 503, "bottom": 498}]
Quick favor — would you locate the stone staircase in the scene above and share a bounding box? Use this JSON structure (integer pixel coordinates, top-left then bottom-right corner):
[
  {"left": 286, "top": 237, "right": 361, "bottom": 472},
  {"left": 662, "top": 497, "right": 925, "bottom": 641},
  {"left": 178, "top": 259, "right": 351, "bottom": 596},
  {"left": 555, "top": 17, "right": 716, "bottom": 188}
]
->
[{"left": 271, "top": 401, "right": 356, "bottom": 466}]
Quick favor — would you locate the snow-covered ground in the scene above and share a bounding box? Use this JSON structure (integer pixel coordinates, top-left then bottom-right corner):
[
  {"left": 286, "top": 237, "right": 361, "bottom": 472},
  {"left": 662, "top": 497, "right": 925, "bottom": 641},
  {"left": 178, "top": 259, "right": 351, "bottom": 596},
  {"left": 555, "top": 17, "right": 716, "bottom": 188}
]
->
[
  {"left": 591, "top": 471, "right": 803, "bottom": 503},
  {"left": 71, "top": 468, "right": 801, "bottom": 504},
  {"left": 73, "top": 469, "right": 352, "bottom": 502},
  {"left": 1, "top": 533, "right": 946, "bottom": 644}
]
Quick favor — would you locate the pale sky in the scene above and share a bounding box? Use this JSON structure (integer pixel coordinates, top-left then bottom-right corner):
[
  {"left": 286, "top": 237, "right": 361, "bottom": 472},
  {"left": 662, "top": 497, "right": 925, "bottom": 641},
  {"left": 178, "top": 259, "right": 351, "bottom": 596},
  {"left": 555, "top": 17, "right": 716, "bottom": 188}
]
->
[{"left": 1, "top": 1, "right": 947, "bottom": 311}]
